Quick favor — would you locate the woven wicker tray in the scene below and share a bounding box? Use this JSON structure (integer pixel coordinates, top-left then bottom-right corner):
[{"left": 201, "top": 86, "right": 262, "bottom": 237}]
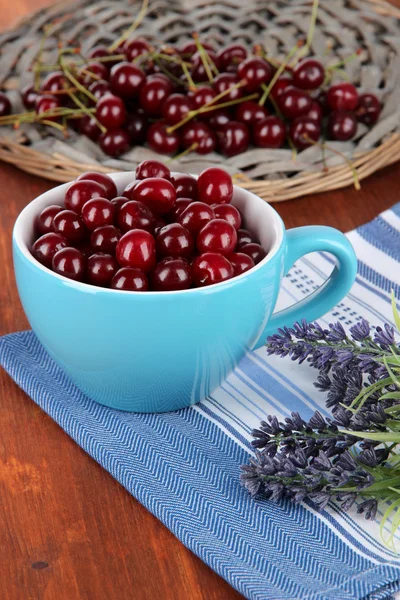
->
[{"left": 1, "top": 0, "right": 400, "bottom": 202}]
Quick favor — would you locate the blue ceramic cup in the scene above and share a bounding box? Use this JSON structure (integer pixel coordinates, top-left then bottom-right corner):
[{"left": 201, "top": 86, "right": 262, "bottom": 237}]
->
[{"left": 13, "top": 172, "right": 357, "bottom": 412}]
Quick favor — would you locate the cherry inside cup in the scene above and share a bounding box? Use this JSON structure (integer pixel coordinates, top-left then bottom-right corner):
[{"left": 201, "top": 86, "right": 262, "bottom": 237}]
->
[{"left": 30, "top": 162, "right": 268, "bottom": 291}]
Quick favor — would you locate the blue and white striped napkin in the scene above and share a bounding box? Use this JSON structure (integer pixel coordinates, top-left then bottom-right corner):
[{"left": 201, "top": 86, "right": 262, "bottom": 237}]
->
[{"left": 2, "top": 204, "right": 400, "bottom": 600}]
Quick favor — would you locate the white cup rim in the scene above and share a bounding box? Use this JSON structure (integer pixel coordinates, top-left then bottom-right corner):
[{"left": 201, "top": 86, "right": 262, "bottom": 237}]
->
[{"left": 13, "top": 171, "right": 285, "bottom": 295}]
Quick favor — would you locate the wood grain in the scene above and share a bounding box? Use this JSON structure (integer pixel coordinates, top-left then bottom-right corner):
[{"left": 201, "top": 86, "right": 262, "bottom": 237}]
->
[{"left": 1, "top": 2, "right": 400, "bottom": 599}]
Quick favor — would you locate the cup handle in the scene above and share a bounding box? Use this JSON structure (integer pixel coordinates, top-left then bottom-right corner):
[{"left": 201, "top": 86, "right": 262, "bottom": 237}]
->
[{"left": 252, "top": 226, "right": 357, "bottom": 350}]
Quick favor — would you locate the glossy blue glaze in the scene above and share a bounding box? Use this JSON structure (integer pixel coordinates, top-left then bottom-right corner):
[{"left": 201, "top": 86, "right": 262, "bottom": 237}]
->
[{"left": 13, "top": 174, "right": 357, "bottom": 412}]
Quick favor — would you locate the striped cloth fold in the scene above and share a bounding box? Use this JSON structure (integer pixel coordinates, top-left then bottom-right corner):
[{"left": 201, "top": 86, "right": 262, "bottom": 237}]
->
[{"left": 2, "top": 204, "right": 400, "bottom": 600}]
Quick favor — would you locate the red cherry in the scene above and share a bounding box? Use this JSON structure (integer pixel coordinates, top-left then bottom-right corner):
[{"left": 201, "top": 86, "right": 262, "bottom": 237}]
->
[
  {"left": 87, "top": 253, "right": 118, "bottom": 286},
  {"left": 230, "top": 252, "right": 255, "bottom": 275},
  {"left": 177, "top": 202, "right": 215, "bottom": 234},
  {"left": 156, "top": 223, "right": 194, "bottom": 259},
  {"left": 65, "top": 179, "right": 106, "bottom": 212},
  {"left": 111, "top": 267, "right": 148, "bottom": 291},
  {"left": 240, "top": 242, "right": 266, "bottom": 264},
  {"left": 182, "top": 121, "right": 217, "bottom": 154},
  {"left": 236, "top": 229, "right": 253, "bottom": 248},
  {"left": 146, "top": 122, "right": 180, "bottom": 155},
  {"left": 213, "top": 73, "right": 243, "bottom": 101},
  {"left": 219, "top": 121, "right": 250, "bottom": 156},
  {"left": 81, "top": 198, "right": 115, "bottom": 230},
  {"left": 139, "top": 76, "right": 173, "bottom": 116},
  {"left": 42, "top": 71, "right": 67, "bottom": 96},
  {"left": 217, "top": 44, "right": 247, "bottom": 70},
  {"left": 125, "top": 38, "right": 151, "bottom": 62},
  {"left": 36, "top": 204, "right": 63, "bottom": 235},
  {"left": 197, "top": 167, "right": 233, "bottom": 205},
  {"left": 87, "top": 45, "right": 112, "bottom": 62},
  {"left": 53, "top": 210, "right": 86, "bottom": 243},
  {"left": 313, "top": 89, "right": 330, "bottom": 115},
  {"left": 52, "top": 247, "right": 85, "bottom": 281},
  {"left": 191, "top": 50, "right": 220, "bottom": 82},
  {"left": 88, "top": 79, "right": 111, "bottom": 101},
  {"left": 253, "top": 116, "right": 286, "bottom": 149},
  {"left": 192, "top": 252, "right": 233, "bottom": 287},
  {"left": 110, "top": 62, "right": 145, "bottom": 98},
  {"left": 293, "top": 59, "right": 325, "bottom": 90},
  {"left": 122, "top": 181, "right": 138, "bottom": 200},
  {"left": 191, "top": 85, "right": 216, "bottom": 110},
  {"left": 126, "top": 111, "right": 147, "bottom": 143},
  {"left": 204, "top": 108, "right": 231, "bottom": 130},
  {"left": 32, "top": 233, "right": 67, "bottom": 268},
  {"left": 99, "top": 129, "right": 131, "bottom": 157},
  {"left": 21, "top": 85, "right": 38, "bottom": 110},
  {"left": 355, "top": 93, "right": 381, "bottom": 125},
  {"left": 163, "top": 93, "right": 193, "bottom": 125},
  {"left": 237, "top": 57, "right": 273, "bottom": 92},
  {"left": 76, "top": 172, "right": 117, "bottom": 200},
  {"left": 78, "top": 115, "right": 102, "bottom": 141},
  {"left": 116, "top": 229, "right": 156, "bottom": 272},
  {"left": 77, "top": 61, "right": 109, "bottom": 86},
  {"left": 132, "top": 177, "right": 176, "bottom": 215},
  {"left": 153, "top": 217, "right": 167, "bottom": 235},
  {"left": 151, "top": 257, "right": 192, "bottom": 291},
  {"left": 306, "top": 100, "right": 323, "bottom": 123},
  {"left": 95, "top": 93, "right": 126, "bottom": 129},
  {"left": 278, "top": 87, "right": 312, "bottom": 119},
  {"left": 168, "top": 198, "right": 193, "bottom": 222},
  {"left": 235, "top": 100, "right": 268, "bottom": 125},
  {"left": 212, "top": 204, "right": 241, "bottom": 230},
  {"left": 118, "top": 200, "right": 154, "bottom": 233},
  {"left": 35, "top": 94, "right": 61, "bottom": 121},
  {"left": 111, "top": 196, "right": 129, "bottom": 212},
  {"left": 135, "top": 159, "right": 171, "bottom": 180},
  {"left": 179, "top": 41, "right": 214, "bottom": 58},
  {"left": 327, "top": 111, "right": 357, "bottom": 141},
  {"left": 289, "top": 117, "right": 321, "bottom": 149},
  {"left": 90, "top": 225, "right": 121, "bottom": 253},
  {"left": 171, "top": 173, "right": 198, "bottom": 199},
  {"left": 270, "top": 76, "right": 292, "bottom": 101},
  {"left": 197, "top": 218, "right": 237, "bottom": 256},
  {"left": 327, "top": 82, "right": 358, "bottom": 111}
]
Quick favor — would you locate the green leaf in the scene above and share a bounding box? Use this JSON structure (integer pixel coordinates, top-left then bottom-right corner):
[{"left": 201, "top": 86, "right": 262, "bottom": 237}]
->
[
  {"left": 392, "top": 290, "right": 400, "bottom": 334},
  {"left": 382, "top": 392, "right": 400, "bottom": 402},
  {"left": 383, "top": 356, "right": 400, "bottom": 390},
  {"left": 342, "top": 430, "right": 400, "bottom": 442},
  {"left": 381, "top": 498, "right": 400, "bottom": 549}
]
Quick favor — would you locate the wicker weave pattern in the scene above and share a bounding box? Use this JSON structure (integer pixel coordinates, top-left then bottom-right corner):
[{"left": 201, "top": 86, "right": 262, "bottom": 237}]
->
[{"left": 0, "top": 0, "right": 400, "bottom": 201}]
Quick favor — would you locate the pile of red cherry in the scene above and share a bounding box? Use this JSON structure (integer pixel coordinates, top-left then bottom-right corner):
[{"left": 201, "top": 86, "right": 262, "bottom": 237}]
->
[
  {"left": 31, "top": 161, "right": 266, "bottom": 291},
  {"left": 0, "top": 38, "right": 382, "bottom": 158}
]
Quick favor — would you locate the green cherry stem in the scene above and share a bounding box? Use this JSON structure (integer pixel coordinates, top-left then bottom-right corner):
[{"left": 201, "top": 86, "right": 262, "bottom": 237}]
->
[
  {"left": 259, "top": 41, "right": 303, "bottom": 106},
  {"left": 108, "top": 0, "right": 149, "bottom": 52}
]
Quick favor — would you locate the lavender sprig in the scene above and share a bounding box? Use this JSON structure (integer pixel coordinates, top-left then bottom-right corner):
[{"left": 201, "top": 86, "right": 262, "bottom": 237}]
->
[{"left": 242, "top": 293, "right": 400, "bottom": 537}]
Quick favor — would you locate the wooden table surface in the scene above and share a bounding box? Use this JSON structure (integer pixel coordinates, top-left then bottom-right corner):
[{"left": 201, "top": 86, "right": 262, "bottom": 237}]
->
[{"left": 1, "top": 2, "right": 400, "bottom": 599}]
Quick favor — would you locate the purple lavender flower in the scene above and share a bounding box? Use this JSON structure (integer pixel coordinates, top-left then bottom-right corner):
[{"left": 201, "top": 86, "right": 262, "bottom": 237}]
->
[{"left": 350, "top": 319, "right": 371, "bottom": 341}]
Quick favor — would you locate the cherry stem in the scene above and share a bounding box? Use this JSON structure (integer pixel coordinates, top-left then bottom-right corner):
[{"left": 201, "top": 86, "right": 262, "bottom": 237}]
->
[
  {"left": 34, "top": 24, "right": 55, "bottom": 91},
  {"left": 153, "top": 57, "right": 187, "bottom": 87},
  {"left": 303, "top": 0, "right": 320, "bottom": 57},
  {"left": 166, "top": 81, "right": 249, "bottom": 133},
  {"left": 78, "top": 67, "right": 101, "bottom": 82},
  {"left": 192, "top": 33, "right": 218, "bottom": 83},
  {"left": 259, "top": 41, "right": 303, "bottom": 106},
  {"left": 68, "top": 90, "right": 106, "bottom": 133},
  {"left": 108, "top": 0, "right": 149, "bottom": 52},
  {"left": 262, "top": 86, "right": 285, "bottom": 120},
  {"left": 0, "top": 106, "right": 96, "bottom": 125},
  {"left": 198, "top": 92, "right": 259, "bottom": 113},
  {"left": 303, "top": 134, "right": 361, "bottom": 190},
  {"left": 287, "top": 136, "right": 298, "bottom": 160},
  {"left": 327, "top": 50, "right": 362, "bottom": 71},
  {"left": 168, "top": 142, "right": 199, "bottom": 162},
  {"left": 59, "top": 56, "right": 97, "bottom": 103}
]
